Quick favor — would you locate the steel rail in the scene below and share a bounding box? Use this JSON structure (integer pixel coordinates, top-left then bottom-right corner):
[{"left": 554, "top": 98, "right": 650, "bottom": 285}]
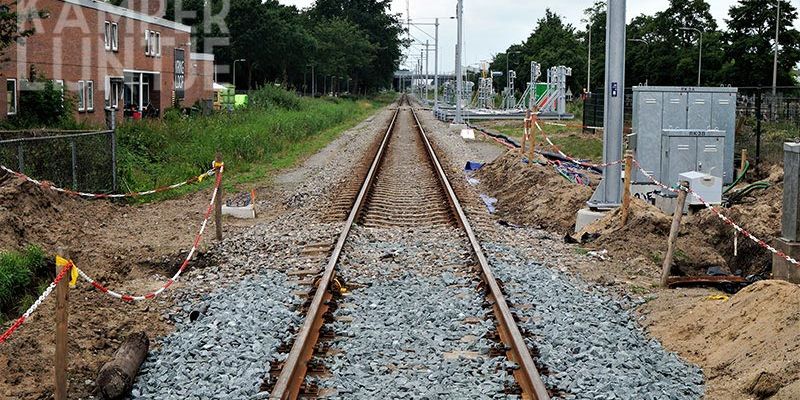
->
[
  {"left": 269, "top": 100, "right": 401, "bottom": 399},
  {"left": 411, "top": 106, "right": 551, "bottom": 400}
]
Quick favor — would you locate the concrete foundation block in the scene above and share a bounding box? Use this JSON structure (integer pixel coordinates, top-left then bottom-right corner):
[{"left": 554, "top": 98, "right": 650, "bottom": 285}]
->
[
  {"left": 773, "top": 238, "right": 800, "bottom": 283},
  {"left": 575, "top": 208, "right": 607, "bottom": 233},
  {"left": 222, "top": 204, "right": 255, "bottom": 219}
]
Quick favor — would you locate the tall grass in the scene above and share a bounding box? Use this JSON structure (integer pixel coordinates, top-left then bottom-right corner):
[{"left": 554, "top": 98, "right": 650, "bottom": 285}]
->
[
  {"left": 116, "top": 87, "right": 394, "bottom": 196},
  {"left": 0, "top": 245, "right": 47, "bottom": 322}
]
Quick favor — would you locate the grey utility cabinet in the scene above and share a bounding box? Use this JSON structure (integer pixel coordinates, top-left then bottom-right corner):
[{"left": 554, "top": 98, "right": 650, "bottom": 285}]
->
[
  {"left": 660, "top": 129, "right": 725, "bottom": 192},
  {"left": 632, "top": 86, "right": 737, "bottom": 185}
]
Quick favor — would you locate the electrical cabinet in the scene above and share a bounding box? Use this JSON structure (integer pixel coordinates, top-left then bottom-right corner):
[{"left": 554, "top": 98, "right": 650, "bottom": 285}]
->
[
  {"left": 660, "top": 129, "right": 725, "bottom": 193},
  {"left": 632, "top": 86, "right": 737, "bottom": 185}
]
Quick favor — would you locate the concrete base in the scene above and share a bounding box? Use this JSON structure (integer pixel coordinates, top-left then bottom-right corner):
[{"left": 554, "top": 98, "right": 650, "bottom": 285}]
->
[
  {"left": 460, "top": 129, "right": 475, "bottom": 140},
  {"left": 654, "top": 195, "right": 689, "bottom": 216},
  {"left": 222, "top": 204, "right": 255, "bottom": 219},
  {"left": 575, "top": 208, "right": 607, "bottom": 233},
  {"left": 773, "top": 238, "right": 800, "bottom": 283}
]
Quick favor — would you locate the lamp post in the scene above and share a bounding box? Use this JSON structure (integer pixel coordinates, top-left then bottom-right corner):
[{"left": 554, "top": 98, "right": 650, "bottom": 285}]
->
[
  {"left": 773, "top": 0, "right": 781, "bottom": 97},
  {"left": 583, "top": 17, "right": 592, "bottom": 92},
  {"left": 454, "top": 0, "right": 464, "bottom": 123},
  {"left": 628, "top": 38, "right": 650, "bottom": 85},
  {"left": 680, "top": 27, "right": 703, "bottom": 86},
  {"left": 233, "top": 58, "right": 245, "bottom": 90}
]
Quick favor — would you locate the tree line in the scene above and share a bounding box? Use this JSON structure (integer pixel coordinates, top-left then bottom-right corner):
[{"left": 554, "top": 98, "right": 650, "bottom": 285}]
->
[
  {"left": 163, "top": 0, "right": 405, "bottom": 94},
  {"left": 490, "top": 0, "right": 800, "bottom": 94}
]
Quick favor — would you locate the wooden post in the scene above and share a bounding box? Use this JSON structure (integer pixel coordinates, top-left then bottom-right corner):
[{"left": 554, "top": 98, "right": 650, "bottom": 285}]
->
[
  {"left": 214, "top": 152, "right": 223, "bottom": 241},
  {"left": 661, "top": 182, "right": 689, "bottom": 287},
  {"left": 529, "top": 112, "right": 537, "bottom": 161},
  {"left": 621, "top": 150, "right": 634, "bottom": 226},
  {"left": 54, "top": 253, "right": 69, "bottom": 400},
  {"left": 96, "top": 332, "right": 150, "bottom": 400},
  {"left": 521, "top": 111, "right": 529, "bottom": 156},
  {"left": 740, "top": 148, "right": 749, "bottom": 172}
]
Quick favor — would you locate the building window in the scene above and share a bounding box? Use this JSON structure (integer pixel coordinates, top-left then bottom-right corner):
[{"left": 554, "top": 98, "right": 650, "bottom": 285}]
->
[
  {"left": 145, "top": 30, "right": 160, "bottom": 57},
  {"left": 6, "top": 79, "right": 16, "bottom": 115},
  {"left": 77, "top": 80, "right": 85, "bottom": 111},
  {"left": 86, "top": 80, "right": 94, "bottom": 111},
  {"left": 111, "top": 23, "right": 118, "bottom": 51},
  {"left": 104, "top": 22, "right": 110, "bottom": 50}
]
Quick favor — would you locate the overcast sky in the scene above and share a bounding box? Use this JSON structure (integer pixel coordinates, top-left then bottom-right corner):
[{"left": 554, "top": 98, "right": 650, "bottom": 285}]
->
[{"left": 278, "top": 0, "right": 799, "bottom": 73}]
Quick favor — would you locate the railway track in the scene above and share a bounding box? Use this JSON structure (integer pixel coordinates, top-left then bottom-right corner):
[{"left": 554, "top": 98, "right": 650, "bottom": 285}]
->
[{"left": 265, "top": 95, "right": 550, "bottom": 399}]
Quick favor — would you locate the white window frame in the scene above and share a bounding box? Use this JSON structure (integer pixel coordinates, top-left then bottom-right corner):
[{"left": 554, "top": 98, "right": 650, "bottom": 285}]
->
[
  {"left": 155, "top": 32, "right": 160, "bottom": 57},
  {"left": 111, "top": 23, "right": 118, "bottom": 52},
  {"left": 104, "top": 21, "right": 111, "bottom": 51},
  {"left": 6, "top": 79, "right": 16, "bottom": 115},
  {"left": 144, "top": 30, "right": 150, "bottom": 56},
  {"left": 77, "top": 80, "right": 85, "bottom": 111},
  {"left": 86, "top": 80, "right": 94, "bottom": 111}
]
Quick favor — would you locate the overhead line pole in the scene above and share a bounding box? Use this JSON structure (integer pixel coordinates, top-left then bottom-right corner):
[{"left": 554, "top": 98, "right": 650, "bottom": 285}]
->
[{"left": 454, "top": 0, "right": 464, "bottom": 123}]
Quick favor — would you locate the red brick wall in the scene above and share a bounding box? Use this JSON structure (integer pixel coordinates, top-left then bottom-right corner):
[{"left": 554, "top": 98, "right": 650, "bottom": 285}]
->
[{"left": 0, "top": 0, "right": 212, "bottom": 127}]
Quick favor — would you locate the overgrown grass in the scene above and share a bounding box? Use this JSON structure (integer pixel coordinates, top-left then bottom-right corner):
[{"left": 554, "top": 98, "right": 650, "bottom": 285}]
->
[
  {"left": 0, "top": 246, "right": 48, "bottom": 323},
  {"left": 116, "top": 87, "right": 394, "bottom": 199}
]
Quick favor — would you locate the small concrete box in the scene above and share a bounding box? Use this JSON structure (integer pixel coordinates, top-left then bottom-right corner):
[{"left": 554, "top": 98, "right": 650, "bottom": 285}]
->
[
  {"left": 632, "top": 86, "right": 737, "bottom": 185},
  {"left": 678, "top": 171, "right": 723, "bottom": 205}
]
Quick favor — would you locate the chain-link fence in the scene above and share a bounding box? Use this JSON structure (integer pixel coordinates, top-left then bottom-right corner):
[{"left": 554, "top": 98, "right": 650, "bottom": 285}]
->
[{"left": 0, "top": 130, "right": 117, "bottom": 193}]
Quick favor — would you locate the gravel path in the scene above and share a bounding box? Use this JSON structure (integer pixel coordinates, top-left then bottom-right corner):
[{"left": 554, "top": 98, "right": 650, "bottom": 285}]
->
[{"left": 309, "top": 226, "right": 515, "bottom": 399}]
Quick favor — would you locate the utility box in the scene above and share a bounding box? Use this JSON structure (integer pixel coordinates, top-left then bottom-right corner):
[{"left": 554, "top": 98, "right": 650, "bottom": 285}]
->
[
  {"left": 632, "top": 86, "right": 737, "bottom": 185},
  {"left": 661, "top": 129, "right": 725, "bottom": 193},
  {"left": 679, "top": 171, "right": 723, "bottom": 205}
]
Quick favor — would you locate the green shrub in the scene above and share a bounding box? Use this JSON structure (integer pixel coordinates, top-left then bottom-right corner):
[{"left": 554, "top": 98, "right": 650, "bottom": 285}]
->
[
  {"left": 9, "top": 79, "right": 77, "bottom": 129},
  {"left": 248, "top": 85, "right": 304, "bottom": 110},
  {"left": 0, "top": 246, "right": 47, "bottom": 317}
]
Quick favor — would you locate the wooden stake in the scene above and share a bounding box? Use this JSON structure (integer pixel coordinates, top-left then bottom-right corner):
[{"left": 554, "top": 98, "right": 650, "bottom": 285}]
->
[
  {"left": 740, "top": 148, "right": 749, "bottom": 172},
  {"left": 214, "top": 152, "right": 223, "bottom": 241},
  {"left": 54, "top": 252, "right": 69, "bottom": 400},
  {"left": 520, "top": 120, "right": 528, "bottom": 156},
  {"left": 96, "top": 332, "right": 150, "bottom": 399},
  {"left": 661, "top": 182, "right": 689, "bottom": 287},
  {"left": 621, "top": 150, "right": 634, "bottom": 226}
]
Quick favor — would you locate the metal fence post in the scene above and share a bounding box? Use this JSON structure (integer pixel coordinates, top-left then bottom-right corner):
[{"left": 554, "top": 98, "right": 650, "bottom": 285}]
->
[
  {"left": 756, "top": 88, "right": 762, "bottom": 167},
  {"left": 110, "top": 130, "right": 117, "bottom": 192},
  {"left": 17, "top": 143, "right": 24, "bottom": 172},
  {"left": 70, "top": 139, "right": 77, "bottom": 189}
]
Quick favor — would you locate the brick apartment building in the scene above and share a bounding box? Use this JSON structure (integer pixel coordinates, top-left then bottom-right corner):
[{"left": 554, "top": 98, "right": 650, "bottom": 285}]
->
[{"left": 0, "top": 0, "right": 214, "bottom": 126}]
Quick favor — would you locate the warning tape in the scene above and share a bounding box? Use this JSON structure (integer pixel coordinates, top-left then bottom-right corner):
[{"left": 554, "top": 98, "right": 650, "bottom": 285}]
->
[
  {"left": 633, "top": 159, "right": 799, "bottom": 266},
  {"left": 0, "top": 164, "right": 216, "bottom": 199},
  {"left": 0, "top": 258, "right": 74, "bottom": 344},
  {"left": 76, "top": 164, "right": 224, "bottom": 301},
  {"left": 534, "top": 121, "right": 624, "bottom": 169}
]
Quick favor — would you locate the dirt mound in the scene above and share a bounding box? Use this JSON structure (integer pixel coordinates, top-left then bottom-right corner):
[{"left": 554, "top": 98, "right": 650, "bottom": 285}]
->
[
  {"left": 476, "top": 151, "right": 595, "bottom": 233},
  {"left": 644, "top": 280, "right": 800, "bottom": 399},
  {"left": 577, "top": 199, "right": 725, "bottom": 274}
]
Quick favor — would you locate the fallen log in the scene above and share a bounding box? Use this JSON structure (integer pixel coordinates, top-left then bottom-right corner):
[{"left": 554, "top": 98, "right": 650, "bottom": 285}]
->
[{"left": 96, "top": 331, "right": 149, "bottom": 400}]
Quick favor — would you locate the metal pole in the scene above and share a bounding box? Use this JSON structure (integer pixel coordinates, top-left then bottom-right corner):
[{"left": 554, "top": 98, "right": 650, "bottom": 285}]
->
[
  {"left": 756, "top": 88, "right": 763, "bottom": 166},
  {"left": 773, "top": 0, "right": 781, "bottom": 96},
  {"left": 588, "top": 0, "right": 625, "bottom": 208},
  {"left": 454, "top": 0, "right": 464, "bottom": 123},
  {"left": 425, "top": 40, "right": 430, "bottom": 103},
  {"left": 587, "top": 22, "right": 592, "bottom": 92},
  {"left": 70, "top": 139, "right": 77, "bottom": 189},
  {"left": 111, "top": 130, "right": 117, "bottom": 191},
  {"left": 312, "top": 65, "right": 316, "bottom": 97},
  {"left": 434, "top": 18, "right": 439, "bottom": 109},
  {"left": 698, "top": 31, "right": 703, "bottom": 86}
]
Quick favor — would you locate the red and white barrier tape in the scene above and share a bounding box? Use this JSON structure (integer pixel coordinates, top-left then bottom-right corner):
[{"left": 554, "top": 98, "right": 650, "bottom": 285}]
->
[
  {"left": 0, "top": 164, "right": 216, "bottom": 199},
  {"left": 76, "top": 165, "right": 224, "bottom": 301},
  {"left": 0, "top": 261, "right": 73, "bottom": 344},
  {"left": 534, "top": 121, "right": 624, "bottom": 169},
  {"left": 632, "top": 159, "right": 799, "bottom": 266}
]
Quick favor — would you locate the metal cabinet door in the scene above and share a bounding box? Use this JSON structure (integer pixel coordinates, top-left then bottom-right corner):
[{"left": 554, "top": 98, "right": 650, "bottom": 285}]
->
[
  {"left": 665, "top": 136, "right": 697, "bottom": 187},
  {"left": 696, "top": 136, "right": 724, "bottom": 179},
  {"left": 663, "top": 92, "right": 688, "bottom": 129},
  {"left": 634, "top": 91, "right": 663, "bottom": 182},
  {"left": 712, "top": 91, "right": 737, "bottom": 183},
  {"left": 688, "top": 92, "right": 713, "bottom": 129}
]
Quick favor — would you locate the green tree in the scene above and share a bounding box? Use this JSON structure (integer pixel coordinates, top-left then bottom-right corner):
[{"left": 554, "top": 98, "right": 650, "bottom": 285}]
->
[
  {"left": 723, "top": 0, "right": 800, "bottom": 87},
  {"left": 312, "top": 18, "right": 376, "bottom": 88}
]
